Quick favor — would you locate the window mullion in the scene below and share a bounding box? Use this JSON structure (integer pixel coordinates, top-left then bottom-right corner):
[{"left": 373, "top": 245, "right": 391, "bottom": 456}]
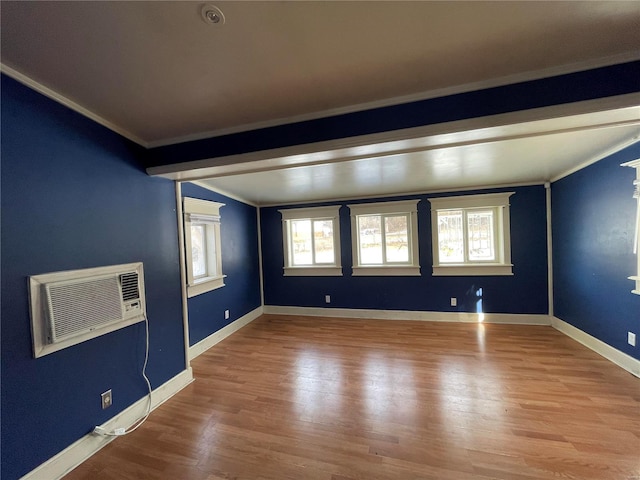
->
[
  {"left": 462, "top": 210, "right": 469, "bottom": 264},
  {"left": 310, "top": 220, "right": 316, "bottom": 265},
  {"left": 381, "top": 215, "right": 388, "bottom": 266},
  {"left": 348, "top": 199, "right": 419, "bottom": 275},
  {"left": 429, "top": 192, "right": 513, "bottom": 276},
  {"left": 357, "top": 216, "right": 363, "bottom": 265},
  {"left": 406, "top": 213, "right": 412, "bottom": 264},
  {"left": 280, "top": 206, "right": 342, "bottom": 275}
]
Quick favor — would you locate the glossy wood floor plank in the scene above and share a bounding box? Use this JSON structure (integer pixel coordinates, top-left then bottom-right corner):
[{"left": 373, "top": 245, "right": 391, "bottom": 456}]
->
[{"left": 65, "top": 315, "right": 640, "bottom": 480}]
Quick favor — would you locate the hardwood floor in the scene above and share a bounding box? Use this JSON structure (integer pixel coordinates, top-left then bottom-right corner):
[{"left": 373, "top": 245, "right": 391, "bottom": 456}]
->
[{"left": 65, "top": 314, "right": 640, "bottom": 480}]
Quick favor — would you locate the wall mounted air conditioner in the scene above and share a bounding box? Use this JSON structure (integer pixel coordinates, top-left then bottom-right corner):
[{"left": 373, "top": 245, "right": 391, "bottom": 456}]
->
[{"left": 29, "top": 262, "right": 147, "bottom": 358}]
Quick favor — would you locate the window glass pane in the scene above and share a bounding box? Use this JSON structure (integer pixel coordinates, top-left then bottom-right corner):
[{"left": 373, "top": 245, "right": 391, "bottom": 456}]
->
[
  {"left": 291, "top": 220, "right": 312, "bottom": 265},
  {"left": 384, "top": 215, "right": 409, "bottom": 263},
  {"left": 438, "top": 211, "right": 463, "bottom": 263},
  {"left": 358, "top": 215, "right": 382, "bottom": 264},
  {"left": 313, "top": 220, "right": 335, "bottom": 264},
  {"left": 467, "top": 210, "right": 495, "bottom": 261},
  {"left": 191, "top": 224, "right": 207, "bottom": 278}
]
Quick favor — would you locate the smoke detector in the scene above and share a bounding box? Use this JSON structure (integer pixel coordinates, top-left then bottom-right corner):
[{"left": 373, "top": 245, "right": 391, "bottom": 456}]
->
[{"left": 201, "top": 4, "right": 225, "bottom": 25}]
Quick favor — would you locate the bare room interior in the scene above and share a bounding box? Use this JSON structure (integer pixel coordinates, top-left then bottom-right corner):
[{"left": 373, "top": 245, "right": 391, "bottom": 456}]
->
[{"left": 1, "top": 2, "right": 639, "bottom": 479}]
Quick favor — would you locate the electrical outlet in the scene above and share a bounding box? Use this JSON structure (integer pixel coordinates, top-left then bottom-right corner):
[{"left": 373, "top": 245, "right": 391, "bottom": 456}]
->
[
  {"left": 325, "top": 295, "right": 331, "bottom": 303},
  {"left": 450, "top": 297, "right": 457, "bottom": 307},
  {"left": 628, "top": 331, "right": 636, "bottom": 347},
  {"left": 101, "top": 389, "right": 112, "bottom": 410},
  {"left": 225, "top": 310, "right": 230, "bottom": 320}
]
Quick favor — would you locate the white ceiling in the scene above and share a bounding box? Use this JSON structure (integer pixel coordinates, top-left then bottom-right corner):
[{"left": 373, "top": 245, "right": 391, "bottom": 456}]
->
[
  {"left": 2, "top": 1, "right": 640, "bottom": 206},
  {"left": 190, "top": 103, "right": 640, "bottom": 205}
]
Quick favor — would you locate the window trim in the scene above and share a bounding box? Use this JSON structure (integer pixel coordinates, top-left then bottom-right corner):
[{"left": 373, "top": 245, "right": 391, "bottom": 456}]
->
[
  {"left": 428, "top": 192, "right": 514, "bottom": 276},
  {"left": 348, "top": 200, "right": 420, "bottom": 276},
  {"left": 280, "top": 205, "right": 342, "bottom": 276},
  {"left": 183, "top": 197, "right": 226, "bottom": 297},
  {"left": 622, "top": 159, "right": 640, "bottom": 295}
]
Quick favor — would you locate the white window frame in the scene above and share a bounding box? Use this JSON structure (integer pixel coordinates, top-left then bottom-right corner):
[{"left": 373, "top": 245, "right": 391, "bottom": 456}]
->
[
  {"left": 183, "top": 197, "right": 226, "bottom": 297},
  {"left": 622, "top": 159, "right": 640, "bottom": 295},
  {"left": 428, "top": 192, "right": 514, "bottom": 276},
  {"left": 280, "top": 205, "right": 342, "bottom": 276},
  {"left": 348, "top": 200, "right": 420, "bottom": 276}
]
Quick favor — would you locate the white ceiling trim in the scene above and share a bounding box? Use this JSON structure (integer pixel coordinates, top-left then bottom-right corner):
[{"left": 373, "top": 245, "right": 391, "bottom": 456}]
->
[
  {"left": 188, "top": 180, "right": 257, "bottom": 207},
  {"left": 146, "top": 51, "right": 640, "bottom": 148},
  {"left": 256, "top": 181, "right": 546, "bottom": 209},
  {"left": 2, "top": 52, "right": 638, "bottom": 151},
  {"left": 0, "top": 63, "right": 148, "bottom": 147},
  {"left": 148, "top": 94, "right": 640, "bottom": 181},
  {"left": 550, "top": 134, "right": 640, "bottom": 183}
]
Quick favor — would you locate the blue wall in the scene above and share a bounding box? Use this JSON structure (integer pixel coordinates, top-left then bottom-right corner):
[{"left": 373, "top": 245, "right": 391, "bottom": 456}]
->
[
  {"left": 180, "top": 183, "right": 262, "bottom": 345},
  {"left": 1, "top": 76, "right": 186, "bottom": 479},
  {"left": 261, "top": 185, "right": 548, "bottom": 315},
  {"left": 553, "top": 142, "right": 640, "bottom": 360}
]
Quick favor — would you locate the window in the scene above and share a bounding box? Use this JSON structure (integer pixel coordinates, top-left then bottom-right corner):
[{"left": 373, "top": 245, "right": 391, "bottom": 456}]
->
[
  {"left": 280, "top": 205, "right": 342, "bottom": 276},
  {"left": 428, "top": 192, "right": 514, "bottom": 276},
  {"left": 348, "top": 200, "right": 420, "bottom": 276},
  {"left": 183, "top": 197, "right": 225, "bottom": 297},
  {"left": 622, "top": 159, "right": 640, "bottom": 295}
]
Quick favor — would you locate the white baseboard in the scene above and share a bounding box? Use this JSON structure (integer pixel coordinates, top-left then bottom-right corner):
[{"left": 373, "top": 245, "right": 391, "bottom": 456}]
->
[
  {"left": 263, "top": 305, "right": 551, "bottom": 325},
  {"left": 188, "top": 306, "right": 263, "bottom": 360},
  {"left": 263, "top": 307, "right": 639, "bottom": 376},
  {"left": 551, "top": 316, "right": 640, "bottom": 378},
  {"left": 21, "top": 367, "right": 194, "bottom": 480}
]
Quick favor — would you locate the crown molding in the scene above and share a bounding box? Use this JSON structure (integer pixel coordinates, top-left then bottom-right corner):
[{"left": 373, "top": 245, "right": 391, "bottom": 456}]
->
[
  {"left": 188, "top": 180, "right": 257, "bottom": 207},
  {"left": 4, "top": 51, "right": 639, "bottom": 151},
  {"left": 550, "top": 133, "right": 640, "bottom": 183},
  {"left": 147, "top": 51, "right": 640, "bottom": 148},
  {"left": 257, "top": 181, "right": 542, "bottom": 208},
  {"left": 0, "top": 63, "right": 148, "bottom": 147}
]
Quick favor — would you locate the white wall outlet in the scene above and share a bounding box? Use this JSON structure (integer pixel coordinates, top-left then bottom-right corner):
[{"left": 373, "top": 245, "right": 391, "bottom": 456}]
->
[
  {"left": 224, "top": 310, "right": 230, "bottom": 320},
  {"left": 325, "top": 295, "right": 331, "bottom": 303},
  {"left": 628, "top": 331, "right": 636, "bottom": 347},
  {"left": 101, "top": 389, "right": 112, "bottom": 409},
  {"left": 450, "top": 297, "right": 457, "bottom": 307}
]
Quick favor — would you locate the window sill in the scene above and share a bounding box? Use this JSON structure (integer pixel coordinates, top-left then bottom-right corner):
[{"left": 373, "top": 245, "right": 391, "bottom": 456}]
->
[
  {"left": 352, "top": 266, "right": 420, "bottom": 276},
  {"left": 187, "top": 275, "right": 226, "bottom": 298},
  {"left": 432, "top": 264, "right": 513, "bottom": 276},
  {"left": 284, "top": 266, "right": 343, "bottom": 277}
]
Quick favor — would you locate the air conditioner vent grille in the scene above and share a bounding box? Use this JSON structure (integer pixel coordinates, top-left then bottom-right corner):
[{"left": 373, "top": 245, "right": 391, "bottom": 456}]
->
[
  {"left": 120, "top": 272, "right": 140, "bottom": 301},
  {"left": 29, "top": 262, "right": 146, "bottom": 358},
  {"left": 46, "top": 276, "right": 123, "bottom": 342}
]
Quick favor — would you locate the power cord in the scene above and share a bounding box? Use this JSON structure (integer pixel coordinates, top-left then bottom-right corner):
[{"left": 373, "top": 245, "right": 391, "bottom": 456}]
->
[{"left": 93, "top": 315, "right": 152, "bottom": 437}]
